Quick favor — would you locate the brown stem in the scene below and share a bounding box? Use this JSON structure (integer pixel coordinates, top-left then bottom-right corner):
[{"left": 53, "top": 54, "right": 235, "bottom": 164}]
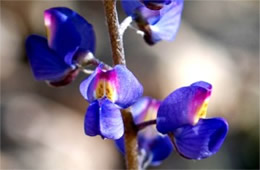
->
[
  {"left": 136, "top": 119, "right": 157, "bottom": 131},
  {"left": 121, "top": 109, "right": 139, "bottom": 170},
  {"left": 103, "top": 0, "right": 125, "bottom": 65},
  {"left": 103, "top": 1, "right": 139, "bottom": 169}
]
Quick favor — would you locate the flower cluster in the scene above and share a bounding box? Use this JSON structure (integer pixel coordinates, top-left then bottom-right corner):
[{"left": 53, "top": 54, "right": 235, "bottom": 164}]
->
[
  {"left": 116, "top": 97, "right": 173, "bottom": 168},
  {"left": 26, "top": 2, "right": 228, "bottom": 169},
  {"left": 115, "top": 81, "right": 228, "bottom": 167}
]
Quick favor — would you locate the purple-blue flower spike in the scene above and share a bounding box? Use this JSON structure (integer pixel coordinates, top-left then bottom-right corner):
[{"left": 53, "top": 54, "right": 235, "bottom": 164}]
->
[
  {"left": 26, "top": 7, "right": 95, "bottom": 86},
  {"left": 80, "top": 64, "right": 143, "bottom": 139},
  {"left": 121, "top": 0, "right": 184, "bottom": 45},
  {"left": 116, "top": 97, "right": 173, "bottom": 167},
  {"left": 156, "top": 81, "right": 229, "bottom": 159}
]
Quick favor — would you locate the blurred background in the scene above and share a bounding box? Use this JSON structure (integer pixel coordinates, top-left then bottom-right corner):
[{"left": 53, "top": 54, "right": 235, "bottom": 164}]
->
[{"left": 1, "top": 0, "right": 259, "bottom": 169}]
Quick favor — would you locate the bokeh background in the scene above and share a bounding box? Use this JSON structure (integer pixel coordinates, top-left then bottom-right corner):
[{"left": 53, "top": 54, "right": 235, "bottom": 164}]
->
[{"left": 1, "top": 0, "right": 259, "bottom": 169}]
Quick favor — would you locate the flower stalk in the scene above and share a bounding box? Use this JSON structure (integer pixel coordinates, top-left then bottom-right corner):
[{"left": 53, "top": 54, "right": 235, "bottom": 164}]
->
[
  {"left": 103, "top": 0, "right": 139, "bottom": 169},
  {"left": 121, "top": 109, "right": 139, "bottom": 170},
  {"left": 103, "top": 0, "right": 125, "bottom": 65},
  {"left": 136, "top": 119, "right": 157, "bottom": 131}
]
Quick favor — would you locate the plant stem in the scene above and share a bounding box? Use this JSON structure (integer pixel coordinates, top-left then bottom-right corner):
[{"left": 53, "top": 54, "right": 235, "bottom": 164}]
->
[
  {"left": 103, "top": 0, "right": 139, "bottom": 169},
  {"left": 103, "top": 0, "right": 125, "bottom": 65},
  {"left": 121, "top": 109, "right": 139, "bottom": 170},
  {"left": 136, "top": 119, "right": 157, "bottom": 131}
]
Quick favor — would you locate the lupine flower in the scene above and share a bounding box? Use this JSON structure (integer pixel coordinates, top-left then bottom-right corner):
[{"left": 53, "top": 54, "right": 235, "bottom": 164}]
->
[
  {"left": 80, "top": 64, "right": 143, "bottom": 139},
  {"left": 142, "top": 0, "right": 172, "bottom": 10},
  {"left": 121, "top": 0, "right": 183, "bottom": 45},
  {"left": 116, "top": 97, "right": 173, "bottom": 168},
  {"left": 26, "top": 7, "right": 95, "bottom": 86},
  {"left": 156, "top": 81, "right": 229, "bottom": 160}
]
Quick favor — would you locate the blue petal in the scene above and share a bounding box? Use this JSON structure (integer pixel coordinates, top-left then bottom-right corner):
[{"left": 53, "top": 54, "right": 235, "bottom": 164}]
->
[
  {"left": 148, "top": 135, "right": 173, "bottom": 165},
  {"left": 80, "top": 64, "right": 143, "bottom": 108},
  {"left": 191, "top": 81, "right": 212, "bottom": 91},
  {"left": 144, "top": 0, "right": 171, "bottom": 4},
  {"left": 115, "top": 136, "right": 125, "bottom": 154},
  {"left": 131, "top": 97, "right": 151, "bottom": 123},
  {"left": 156, "top": 85, "right": 210, "bottom": 134},
  {"left": 44, "top": 7, "right": 95, "bottom": 64},
  {"left": 26, "top": 35, "right": 71, "bottom": 81},
  {"left": 149, "top": 0, "right": 183, "bottom": 43},
  {"left": 113, "top": 65, "right": 143, "bottom": 108},
  {"left": 79, "top": 64, "right": 102, "bottom": 102},
  {"left": 173, "top": 118, "right": 228, "bottom": 160},
  {"left": 121, "top": 0, "right": 143, "bottom": 16},
  {"left": 143, "top": 0, "right": 172, "bottom": 10},
  {"left": 99, "top": 98, "right": 124, "bottom": 139},
  {"left": 115, "top": 130, "right": 173, "bottom": 167},
  {"left": 84, "top": 100, "right": 100, "bottom": 136},
  {"left": 48, "top": 69, "right": 79, "bottom": 87}
]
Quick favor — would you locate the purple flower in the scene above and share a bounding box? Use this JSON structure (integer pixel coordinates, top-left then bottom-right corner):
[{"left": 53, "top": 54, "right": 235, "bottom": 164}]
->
[
  {"left": 121, "top": 0, "right": 183, "bottom": 45},
  {"left": 26, "top": 7, "right": 95, "bottom": 86},
  {"left": 156, "top": 81, "right": 229, "bottom": 160},
  {"left": 115, "top": 97, "right": 173, "bottom": 168},
  {"left": 142, "top": 0, "right": 172, "bottom": 10},
  {"left": 80, "top": 64, "right": 143, "bottom": 139}
]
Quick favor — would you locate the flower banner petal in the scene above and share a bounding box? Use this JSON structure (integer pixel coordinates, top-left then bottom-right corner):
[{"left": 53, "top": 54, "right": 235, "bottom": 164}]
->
[
  {"left": 79, "top": 64, "right": 103, "bottom": 102},
  {"left": 113, "top": 65, "right": 143, "bottom": 108},
  {"left": 157, "top": 84, "right": 210, "bottom": 134},
  {"left": 191, "top": 81, "right": 212, "bottom": 91},
  {"left": 80, "top": 64, "right": 143, "bottom": 107},
  {"left": 44, "top": 7, "right": 95, "bottom": 64}
]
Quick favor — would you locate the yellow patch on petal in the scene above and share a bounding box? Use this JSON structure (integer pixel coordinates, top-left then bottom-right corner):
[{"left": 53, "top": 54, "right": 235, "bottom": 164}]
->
[
  {"left": 105, "top": 81, "right": 116, "bottom": 102},
  {"left": 46, "top": 28, "right": 51, "bottom": 42},
  {"left": 95, "top": 79, "right": 116, "bottom": 102},
  {"left": 95, "top": 79, "right": 105, "bottom": 99},
  {"left": 193, "top": 99, "right": 209, "bottom": 125}
]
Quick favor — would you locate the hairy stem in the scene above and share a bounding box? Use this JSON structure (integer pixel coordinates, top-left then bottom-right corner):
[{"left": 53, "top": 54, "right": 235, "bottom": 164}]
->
[
  {"left": 103, "top": 0, "right": 125, "bottom": 65},
  {"left": 121, "top": 109, "right": 139, "bottom": 170},
  {"left": 103, "top": 0, "right": 139, "bottom": 169}
]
